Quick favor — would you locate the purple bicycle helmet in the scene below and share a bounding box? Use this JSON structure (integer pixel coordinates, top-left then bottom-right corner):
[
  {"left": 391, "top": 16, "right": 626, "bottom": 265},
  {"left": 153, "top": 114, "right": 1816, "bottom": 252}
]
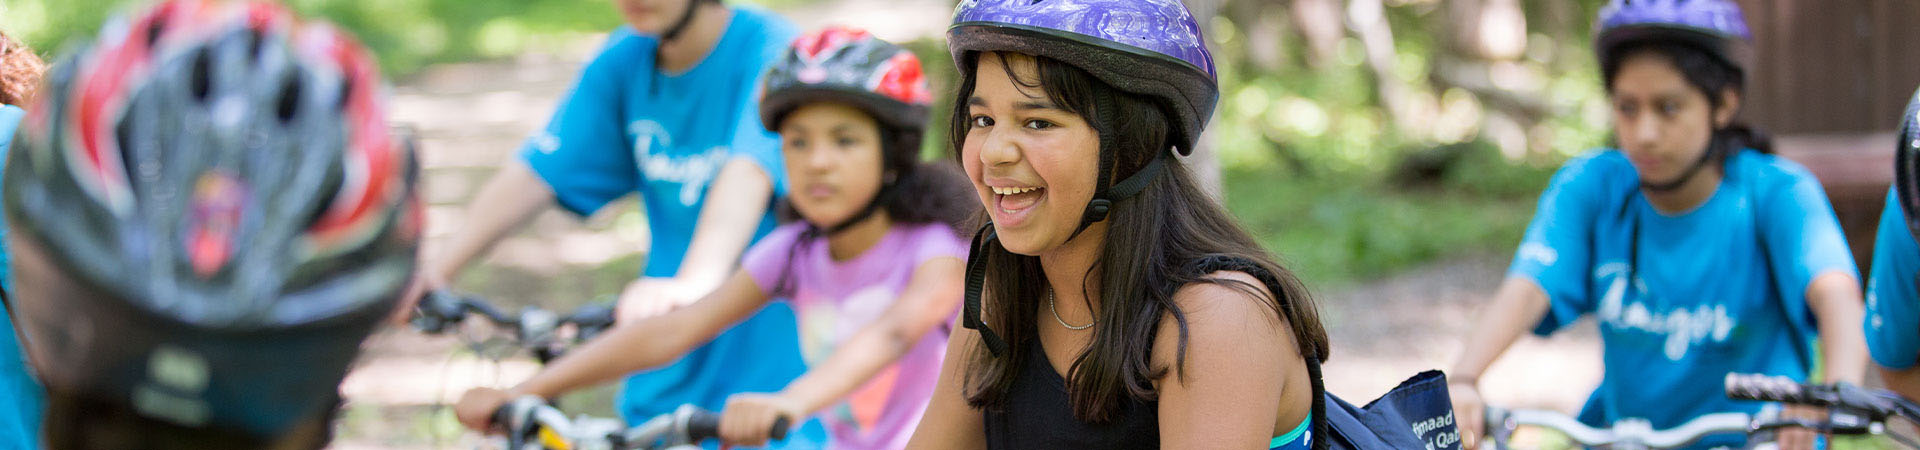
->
[
  {"left": 1595, "top": 0, "right": 1752, "bottom": 73},
  {"left": 948, "top": 0, "right": 1218, "bottom": 155}
]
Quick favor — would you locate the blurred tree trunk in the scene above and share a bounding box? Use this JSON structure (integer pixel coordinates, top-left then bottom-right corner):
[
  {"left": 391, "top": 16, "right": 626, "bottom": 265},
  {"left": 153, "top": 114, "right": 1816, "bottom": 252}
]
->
[
  {"left": 1231, "top": 0, "right": 1287, "bottom": 72},
  {"left": 1429, "top": 0, "right": 1550, "bottom": 157},
  {"left": 1185, "top": 0, "right": 1225, "bottom": 199},
  {"left": 1291, "top": 0, "right": 1345, "bottom": 69},
  {"left": 1347, "top": 0, "right": 1418, "bottom": 129}
]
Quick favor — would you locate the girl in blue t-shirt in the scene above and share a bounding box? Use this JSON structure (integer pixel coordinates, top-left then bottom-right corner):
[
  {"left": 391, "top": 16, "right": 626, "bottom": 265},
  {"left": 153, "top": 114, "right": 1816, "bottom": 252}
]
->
[
  {"left": 1447, "top": 1, "right": 1866, "bottom": 450},
  {"left": 456, "top": 28, "right": 979, "bottom": 450},
  {"left": 1866, "top": 89, "right": 1920, "bottom": 403},
  {"left": 0, "top": 27, "right": 44, "bottom": 450},
  {"left": 413, "top": 0, "right": 819, "bottom": 442}
]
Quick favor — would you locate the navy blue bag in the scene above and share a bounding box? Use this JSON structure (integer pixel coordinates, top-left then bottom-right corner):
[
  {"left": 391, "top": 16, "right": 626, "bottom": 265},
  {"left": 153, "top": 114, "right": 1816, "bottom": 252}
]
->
[
  {"left": 1313, "top": 368, "right": 1461, "bottom": 450},
  {"left": 1184, "top": 255, "right": 1460, "bottom": 450}
]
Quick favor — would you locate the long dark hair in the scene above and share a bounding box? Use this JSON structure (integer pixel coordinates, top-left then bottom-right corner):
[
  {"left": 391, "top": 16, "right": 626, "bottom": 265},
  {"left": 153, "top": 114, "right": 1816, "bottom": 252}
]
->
[
  {"left": 1601, "top": 41, "right": 1772, "bottom": 160},
  {"left": 769, "top": 112, "right": 977, "bottom": 296},
  {"left": 953, "top": 52, "right": 1330, "bottom": 422}
]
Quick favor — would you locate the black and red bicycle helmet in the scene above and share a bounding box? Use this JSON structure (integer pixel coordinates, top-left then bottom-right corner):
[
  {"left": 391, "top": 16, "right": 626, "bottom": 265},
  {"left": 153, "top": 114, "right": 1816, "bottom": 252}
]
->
[
  {"left": 4, "top": 0, "right": 420, "bottom": 445},
  {"left": 758, "top": 26, "right": 933, "bottom": 234}
]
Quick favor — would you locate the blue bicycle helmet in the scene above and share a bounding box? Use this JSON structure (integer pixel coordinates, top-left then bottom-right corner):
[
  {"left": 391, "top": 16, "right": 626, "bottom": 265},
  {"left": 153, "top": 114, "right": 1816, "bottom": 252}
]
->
[{"left": 1595, "top": 0, "right": 1752, "bottom": 75}]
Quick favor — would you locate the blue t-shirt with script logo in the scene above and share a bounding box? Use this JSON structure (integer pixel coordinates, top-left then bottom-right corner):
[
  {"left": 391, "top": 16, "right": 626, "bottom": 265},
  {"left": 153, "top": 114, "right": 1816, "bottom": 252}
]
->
[
  {"left": 1510, "top": 149, "right": 1855, "bottom": 449},
  {"left": 520, "top": 8, "right": 823, "bottom": 447},
  {"left": 1866, "top": 188, "right": 1920, "bottom": 369},
  {"left": 0, "top": 104, "right": 44, "bottom": 449}
]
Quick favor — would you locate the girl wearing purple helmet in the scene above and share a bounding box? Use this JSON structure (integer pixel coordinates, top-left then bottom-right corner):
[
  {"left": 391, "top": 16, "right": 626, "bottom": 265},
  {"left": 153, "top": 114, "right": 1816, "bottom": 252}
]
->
[
  {"left": 1447, "top": 1, "right": 1866, "bottom": 449},
  {"left": 908, "top": 0, "right": 1327, "bottom": 448}
]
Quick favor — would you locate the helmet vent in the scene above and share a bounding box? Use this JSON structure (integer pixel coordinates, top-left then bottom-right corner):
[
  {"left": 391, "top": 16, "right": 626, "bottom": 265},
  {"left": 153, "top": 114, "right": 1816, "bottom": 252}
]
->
[
  {"left": 245, "top": 29, "right": 265, "bottom": 64},
  {"left": 145, "top": 16, "right": 168, "bottom": 48},
  {"left": 336, "top": 77, "right": 353, "bottom": 110},
  {"left": 190, "top": 49, "right": 213, "bottom": 102},
  {"left": 275, "top": 73, "right": 301, "bottom": 124}
]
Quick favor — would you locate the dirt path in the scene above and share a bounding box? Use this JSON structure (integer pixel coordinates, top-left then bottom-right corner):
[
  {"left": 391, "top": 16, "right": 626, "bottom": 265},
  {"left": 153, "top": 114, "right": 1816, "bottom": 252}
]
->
[{"left": 1315, "top": 252, "right": 1599, "bottom": 412}]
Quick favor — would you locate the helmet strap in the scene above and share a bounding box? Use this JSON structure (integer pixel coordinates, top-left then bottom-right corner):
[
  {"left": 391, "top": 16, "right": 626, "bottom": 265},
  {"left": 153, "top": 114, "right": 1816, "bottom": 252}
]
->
[
  {"left": 1638, "top": 137, "right": 1722, "bottom": 193},
  {"left": 961, "top": 224, "right": 1010, "bottom": 356},
  {"left": 962, "top": 155, "right": 1166, "bottom": 359},
  {"left": 1065, "top": 90, "right": 1167, "bottom": 242},
  {"left": 660, "top": 0, "right": 706, "bottom": 43},
  {"left": 821, "top": 181, "right": 893, "bottom": 236}
]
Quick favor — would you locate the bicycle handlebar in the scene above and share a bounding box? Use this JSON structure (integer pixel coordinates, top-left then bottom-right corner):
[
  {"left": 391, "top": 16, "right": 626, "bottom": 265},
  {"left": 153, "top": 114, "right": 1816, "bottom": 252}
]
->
[
  {"left": 492, "top": 396, "right": 788, "bottom": 449},
  {"left": 411, "top": 290, "right": 616, "bottom": 362},
  {"left": 1484, "top": 407, "right": 1752, "bottom": 449},
  {"left": 1725, "top": 373, "right": 1920, "bottom": 429}
]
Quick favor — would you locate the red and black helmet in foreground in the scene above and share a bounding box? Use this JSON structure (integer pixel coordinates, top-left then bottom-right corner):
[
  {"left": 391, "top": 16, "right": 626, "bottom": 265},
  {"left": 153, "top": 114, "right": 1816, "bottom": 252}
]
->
[{"left": 4, "top": 0, "right": 420, "bottom": 447}]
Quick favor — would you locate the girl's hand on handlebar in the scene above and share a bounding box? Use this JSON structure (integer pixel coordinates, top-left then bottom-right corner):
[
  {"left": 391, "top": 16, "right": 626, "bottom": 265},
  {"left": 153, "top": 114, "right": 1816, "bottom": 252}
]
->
[
  {"left": 455, "top": 387, "right": 514, "bottom": 433},
  {"left": 615, "top": 275, "right": 722, "bottom": 323},
  {"left": 719, "top": 392, "right": 802, "bottom": 448},
  {"left": 1777, "top": 403, "right": 1827, "bottom": 450},
  {"left": 1450, "top": 380, "right": 1485, "bottom": 449},
  {"left": 390, "top": 272, "right": 445, "bottom": 326}
]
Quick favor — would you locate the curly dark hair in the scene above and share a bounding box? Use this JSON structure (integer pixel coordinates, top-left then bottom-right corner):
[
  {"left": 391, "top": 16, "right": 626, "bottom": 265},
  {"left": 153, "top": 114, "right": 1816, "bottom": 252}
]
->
[
  {"left": 766, "top": 119, "right": 980, "bottom": 295},
  {"left": 775, "top": 122, "right": 978, "bottom": 233},
  {"left": 0, "top": 29, "right": 44, "bottom": 107}
]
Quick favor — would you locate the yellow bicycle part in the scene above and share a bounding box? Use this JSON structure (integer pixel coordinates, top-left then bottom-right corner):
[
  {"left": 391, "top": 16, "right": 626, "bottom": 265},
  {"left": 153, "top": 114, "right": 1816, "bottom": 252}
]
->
[{"left": 537, "top": 426, "right": 571, "bottom": 450}]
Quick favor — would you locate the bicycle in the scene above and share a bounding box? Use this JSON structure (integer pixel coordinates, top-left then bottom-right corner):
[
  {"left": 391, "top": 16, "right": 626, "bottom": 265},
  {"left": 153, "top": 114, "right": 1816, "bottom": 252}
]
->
[
  {"left": 1725, "top": 372, "right": 1920, "bottom": 449},
  {"left": 488, "top": 394, "right": 789, "bottom": 450},
  {"left": 1479, "top": 406, "right": 1760, "bottom": 450},
  {"left": 411, "top": 290, "right": 617, "bottom": 364}
]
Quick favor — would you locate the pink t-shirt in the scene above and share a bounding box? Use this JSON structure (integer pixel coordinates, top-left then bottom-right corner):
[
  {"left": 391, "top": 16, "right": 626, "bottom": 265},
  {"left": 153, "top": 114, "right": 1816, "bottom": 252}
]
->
[{"left": 742, "top": 221, "right": 968, "bottom": 450}]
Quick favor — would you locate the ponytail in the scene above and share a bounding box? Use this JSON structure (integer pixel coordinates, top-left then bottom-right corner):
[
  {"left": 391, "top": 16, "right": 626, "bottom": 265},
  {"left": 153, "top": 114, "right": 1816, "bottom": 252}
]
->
[{"left": 1720, "top": 122, "right": 1771, "bottom": 155}]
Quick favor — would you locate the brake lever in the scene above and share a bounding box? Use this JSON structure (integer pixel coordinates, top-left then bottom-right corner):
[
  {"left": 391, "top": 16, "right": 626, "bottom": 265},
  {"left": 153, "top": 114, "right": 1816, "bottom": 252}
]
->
[
  {"left": 411, "top": 290, "right": 467, "bottom": 333},
  {"left": 567, "top": 303, "right": 616, "bottom": 342}
]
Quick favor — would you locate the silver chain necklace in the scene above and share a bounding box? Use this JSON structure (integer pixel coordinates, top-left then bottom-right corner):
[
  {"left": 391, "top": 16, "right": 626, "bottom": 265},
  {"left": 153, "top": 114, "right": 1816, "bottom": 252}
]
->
[{"left": 1048, "top": 288, "right": 1095, "bottom": 330}]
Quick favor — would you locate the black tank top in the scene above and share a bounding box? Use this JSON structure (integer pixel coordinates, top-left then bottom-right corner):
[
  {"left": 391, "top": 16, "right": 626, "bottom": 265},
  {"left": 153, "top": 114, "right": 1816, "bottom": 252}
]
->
[{"left": 982, "top": 339, "right": 1159, "bottom": 450}]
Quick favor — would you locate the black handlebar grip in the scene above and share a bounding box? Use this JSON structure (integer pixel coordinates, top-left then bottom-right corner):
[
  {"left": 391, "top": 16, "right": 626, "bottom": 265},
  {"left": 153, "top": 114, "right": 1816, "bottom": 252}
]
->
[
  {"left": 491, "top": 404, "right": 514, "bottom": 430},
  {"left": 771, "top": 416, "right": 790, "bottom": 441},
  {"left": 1724, "top": 373, "right": 1809, "bottom": 404},
  {"left": 568, "top": 304, "right": 617, "bottom": 341},
  {"left": 686, "top": 410, "right": 722, "bottom": 441},
  {"left": 684, "top": 410, "right": 791, "bottom": 442},
  {"left": 411, "top": 290, "right": 464, "bottom": 333}
]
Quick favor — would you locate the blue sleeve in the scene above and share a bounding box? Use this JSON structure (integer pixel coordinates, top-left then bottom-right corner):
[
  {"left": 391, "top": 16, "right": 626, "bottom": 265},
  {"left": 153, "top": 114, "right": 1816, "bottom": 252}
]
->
[
  {"left": 1509, "top": 156, "right": 1603, "bottom": 336},
  {"left": 726, "top": 41, "right": 789, "bottom": 198},
  {"left": 1868, "top": 188, "right": 1920, "bottom": 369},
  {"left": 1759, "top": 164, "right": 1858, "bottom": 335},
  {"left": 519, "top": 33, "right": 643, "bottom": 217},
  {"left": 0, "top": 105, "right": 19, "bottom": 292}
]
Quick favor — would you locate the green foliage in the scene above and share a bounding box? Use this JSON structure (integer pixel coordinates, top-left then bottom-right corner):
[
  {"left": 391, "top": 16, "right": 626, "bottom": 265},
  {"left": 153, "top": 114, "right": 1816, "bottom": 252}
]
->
[
  {"left": 1223, "top": 144, "right": 1555, "bottom": 286},
  {"left": 1197, "top": 0, "right": 1614, "bottom": 283},
  {"left": 0, "top": 0, "right": 810, "bottom": 76}
]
